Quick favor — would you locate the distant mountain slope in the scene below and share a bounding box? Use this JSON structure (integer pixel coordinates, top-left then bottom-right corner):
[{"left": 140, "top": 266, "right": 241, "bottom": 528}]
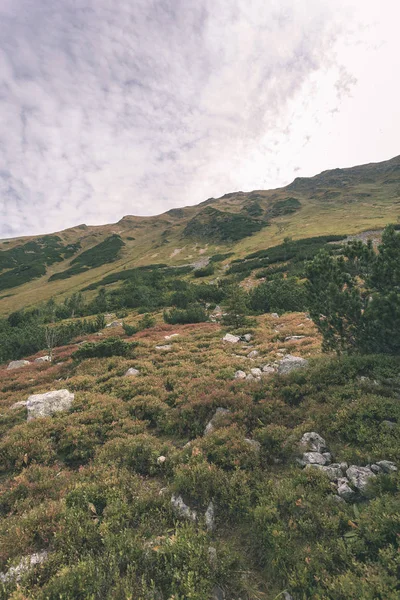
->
[{"left": 1, "top": 154, "right": 399, "bottom": 313}]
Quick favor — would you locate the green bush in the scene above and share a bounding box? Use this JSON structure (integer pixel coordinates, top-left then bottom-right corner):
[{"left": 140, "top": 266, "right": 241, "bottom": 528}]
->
[
  {"left": 72, "top": 337, "right": 138, "bottom": 361},
  {"left": 164, "top": 303, "right": 208, "bottom": 325},
  {"left": 250, "top": 276, "right": 307, "bottom": 313}
]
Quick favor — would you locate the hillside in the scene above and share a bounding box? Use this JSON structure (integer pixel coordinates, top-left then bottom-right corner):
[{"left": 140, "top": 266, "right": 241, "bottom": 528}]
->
[{"left": 1, "top": 154, "right": 400, "bottom": 314}]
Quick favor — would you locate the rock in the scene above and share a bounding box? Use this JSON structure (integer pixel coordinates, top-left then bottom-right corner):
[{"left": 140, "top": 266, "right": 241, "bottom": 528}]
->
[
  {"left": 210, "top": 586, "right": 225, "bottom": 600},
  {"left": 164, "top": 333, "right": 179, "bottom": 340},
  {"left": 337, "top": 477, "right": 355, "bottom": 501},
  {"left": 322, "top": 452, "right": 333, "bottom": 464},
  {"left": 106, "top": 321, "right": 123, "bottom": 328},
  {"left": 155, "top": 345, "right": 172, "bottom": 351},
  {"left": 7, "top": 360, "right": 30, "bottom": 370},
  {"left": 332, "top": 495, "right": 346, "bottom": 504},
  {"left": 223, "top": 333, "right": 240, "bottom": 344},
  {"left": 306, "top": 464, "right": 342, "bottom": 480},
  {"left": 234, "top": 370, "right": 247, "bottom": 380},
  {"left": 157, "top": 456, "right": 166, "bottom": 465},
  {"left": 300, "top": 432, "right": 327, "bottom": 453},
  {"left": 282, "top": 593, "right": 294, "bottom": 600},
  {"left": 271, "top": 313, "right": 279, "bottom": 318},
  {"left": 243, "top": 334, "right": 252, "bottom": 342},
  {"left": 261, "top": 368, "right": 275, "bottom": 378},
  {"left": 204, "top": 408, "right": 230, "bottom": 436},
  {"left": 278, "top": 354, "right": 308, "bottom": 375},
  {"left": 284, "top": 335, "right": 305, "bottom": 342},
  {"left": 34, "top": 355, "right": 51, "bottom": 363},
  {"left": 339, "top": 462, "right": 348, "bottom": 473},
  {"left": 381, "top": 420, "right": 396, "bottom": 430},
  {"left": 244, "top": 438, "right": 261, "bottom": 451},
  {"left": 370, "top": 464, "right": 382, "bottom": 474},
  {"left": 171, "top": 495, "right": 197, "bottom": 521},
  {"left": 346, "top": 465, "right": 376, "bottom": 493},
  {"left": 303, "top": 452, "right": 327, "bottom": 465},
  {"left": 0, "top": 551, "right": 47, "bottom": 583},
  {"left": 125, "top": 368, "right": 140, "bottom": 377},
  {"left": 250, "top": 368, "right": 262, "bottom": 378},
  {"left": 26, "top": 389, "right": 74, "bottom": 421},
  {"left": 262, "top": 365, "right": 276, "bottom": 374},
  {"left": 376, "top": 460, "right": 397, "bottom": 473},
  {"left": 10, "top": 400, "right": 27, "bottom": 410},
  {"left": 246, "top": 374, "right": 255, "bottom": 380},
  {"left": 208, "top": 546, "right": 218, "bottom": 569},
  {"left": 247, "top": 350, "right": 259, "bottom": 359},
  {"left": 205, "top": 501, "right": 215, "bottom": 532}
]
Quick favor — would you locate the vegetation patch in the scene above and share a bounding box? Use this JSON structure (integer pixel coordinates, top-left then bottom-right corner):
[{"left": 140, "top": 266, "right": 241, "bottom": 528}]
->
[
  {"left": 266, "top": 197, "right": 301, "bottom": 218},
  {"left": 183, "top": 207, "right": 267, "bottom": 242}
]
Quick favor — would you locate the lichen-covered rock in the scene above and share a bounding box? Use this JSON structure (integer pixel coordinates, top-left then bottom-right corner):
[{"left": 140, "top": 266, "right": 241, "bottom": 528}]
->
[
  {"left": 248, "top": 350, "right": 259, "bottom": 358},
  {"left": 106, "top": 320, "right": 123, "bottom": 328},
  {"left": 376, "top": 460, "right": 397, "bottom": 473},
  {"left": 34, "top": 356, "right": 51, "bottom": 363},
  {"left": 26, "top": 389, "right": 74, "bottom": 421},
  {"left": 157, "top": 456, "right": 166, "bottom": 465},
  {"left": 7, "top": 360, "right": 30, "bottom": 370},
  {"left": 250, "top": 368, "right": 262, "bottom": 378},
  {"left": 242, "top": 334, "right": 252, "bottom": 342},
  {"left": 306, "top": 464, "right": 342, "bottom": 480},
  {"left": 303, "top": 452, "right": 327, "bottom": 465},
  {"left": 300, "top": 432, "right": 327, "bottom": 453},
  {"left": 346, "top": 465, "right": 376, "bottom": 493},
  {"left": 234, "top": 370, "right": 247, "bottom": 379},
  {"left": 262, "top": 365, "right": 276, "bottom": 374},
  {"left": 125, "top": 368, "right": 140, "bottom": 377},
  {"left": 205, "top": 501, "right": 215, "bottom": 532},
  {"left": 204, "top": 408, "right": 230, "bottom": 436},
  {"left": 155, "top": 344, "right": 172, "bottom": 351},
  {"left": 278, "top": 354, "right": 308, "bottom": 375},
  {"left": 0, "top": 551, "right": 47, "bottom": 583},
  {"left": 337, "top": 477, "right": 355, "bottom": 501},
  {"left": 171, "top": 495, "right": 197, "bottom": 521},
  {"left": 10, "top": 400, "right": 27, "bottom": 410},
  {"left": 223, "top": 333, "right": 240, "bottom": 343}
]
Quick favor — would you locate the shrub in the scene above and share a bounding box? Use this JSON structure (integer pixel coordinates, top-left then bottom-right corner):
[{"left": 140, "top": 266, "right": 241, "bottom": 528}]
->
[
  {"left": 194, "top": 264, "right": 215, "bottom": 278},
  {"left": 163, "top": 304, "right": 208, "bottom": 325},
  {"left": 72, "top": 337, "right": 138, "bottom": 361},
  {"left": 249, "top": 276, "right": 307, "bottom": 313},
  {"left": 122, "top": 322, "right": 138, "bottom": 336}
]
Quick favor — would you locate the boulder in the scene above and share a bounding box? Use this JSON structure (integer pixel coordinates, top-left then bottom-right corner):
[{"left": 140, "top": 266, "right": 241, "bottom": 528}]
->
[
  {"left": 26, "top": 389, "right": 74, "bottom": 421},
  {"left": 346, "top": 465, "right": 376, "bottom": 493},
  {"left": 284, "top": 335, "right": 305, "bottom": 342},
  {"left": 164, "top": 333, "right": 179, "bottom": 340},
  {"left": 246, "top": 374, "right": 255, "bottom": 380},
  {"left": 262, "top": 365, "right": 276, "bottom": 374},
  {"left": 223, "top": 333, "right": 240, "bottom": 344},
  {"left": 282, "top": 593, "right": 294, "bottom": 600},
  {"left": 278, "top": 354, "right": 308, "bottom": 375},
  {"left": 0, "top": 551, "right": 47, "bottom": 584},
  {"left": 300, "top": 432, "right": 327, "bottom": 453},
  {"left": 370, "top": 464, "right": 382, "bottom": 474},
  {"left": 244, "top": 438, "right": 261, "bottom": 451},
  {"left": 155, "top": 344, "right": 172, "bottom": 351},
  {"left": 242, "top": 334, "right": 252, "bottom": 342},
  {"left": 234, "top": 370, "right": 247, "bottom": 380},
  {"left": 208, "top": 546, "right": 218, "bottom": 569},
  {"left": 204, "top": 408, "right": 230, "bottom": 436},
  {"left": 376, "top": 460, "right": 397, "bottom": 473},
  {"left": 171, "top": 495, "right": 197, "bottom": 521},
  {"left": 10, "top": 400, "right": 27, "bottom": 410},
  {"left": 337, "top": 477, "right": 355, "bottom": 501},
  {"left": 125, "top": 368, "right": 140, "bottom": 377},
  {"left": 157, "top": 456, "right": 166, "bottom": 465},
  {"left": 250, "top": 368, "right": 262, "bottom": 378},
  {"left": 205, "top": 501, "right": 215, "bottom": 532},
  {"left": 106, "top": 320, "right": 123, "bottom": 328},
  {"left": 322, "top": 452, "right": 333, "bottom": 464},
  {"left": 7, "top": 360, "right": 30, "bottom": 370},
  {"left": 247, "top": 350, "right": 259, "bottom": 359},
  {"left": 271, "top": 313, "right": 279, "bottom": 318},
  {"left": 306, "top": 464, "right": 342, "bottom": 480},
  {"left": 303, "top": 452, "right": 327, "bottom": 465},
  {"left": 34, "top": 356, "right": 51, "bottom": 363}
]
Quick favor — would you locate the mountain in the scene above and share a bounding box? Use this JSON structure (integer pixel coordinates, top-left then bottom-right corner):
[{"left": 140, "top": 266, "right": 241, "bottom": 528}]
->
[{"left": 1, "top": 154, "right": 400, "bottom": 314}]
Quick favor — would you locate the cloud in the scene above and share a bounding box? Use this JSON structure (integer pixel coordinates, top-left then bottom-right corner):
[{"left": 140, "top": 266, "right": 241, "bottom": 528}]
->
[{"left": 0, "top": 0, "right": 398, "bottom": 237}]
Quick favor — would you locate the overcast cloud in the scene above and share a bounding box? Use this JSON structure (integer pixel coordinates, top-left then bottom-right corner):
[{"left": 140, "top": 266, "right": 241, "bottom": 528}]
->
[{"left": 0, "top": 0, "right": 399, "bottom": 237}]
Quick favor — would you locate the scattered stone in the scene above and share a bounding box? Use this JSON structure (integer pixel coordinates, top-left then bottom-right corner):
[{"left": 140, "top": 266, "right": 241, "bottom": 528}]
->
[
  {"left": 247, "top": 350, "right": 259, "bottom": 359},
  {"left": 171, "top": 495, "right": 197, "bottom": 521},
  {"left": 306, "top": 464, "right": 342, "bottom": 480},
  {"left": 208, "top": 546, "right": 218, "bottom": 569},
  {"left": 346, "top": 465, "right": 376, "bottom": 493},
  {"left": 0, "top": 551, "right": 48, "bottom": 584},
  {"left": 303, "top": 452, "right": 327, "bottom": 465},
  {"left": 155, "top": 345, "right": 172, "bottom": 351},
  {"left": 244, "top": 438, "right": 261, "bottom": 451},
  {"left": 284, "top": 335, "right": 305, "bottom": 342},
  {"left": 26, "top": 389, "right": 74, "bottom": 421},
  {"left": 250, "top": 368, "right": 262, "bottom": 378},
  {"left": 246, "top": 374, "right": 255, "bottom": 380},
  {"left": 242, "top": 334, "right": 252, "bottom": 342},
  {"left": 10, "top": 400, "right": 27, "bottom": 410},
  {"left": 261, "top": 368, "right": 276, "bottom": 378},
  {"left": 278, "top": 354, "right": 308, "bottom": 375},
  {"left": 164, "top": 333, "right": 179, "bottom": 340},
  {"left": 7, "top": 360, "right": 30, "bottom": 370},
  {"left": 234, "top": 370, "right": 247, "bottom": 379},
  {"left": 337, "top": 477, "right": 355, "bottom": 501},
  {"left": 322, "top": 452, "right": 333, "bottom": 464},
  {"left": 157, "top": 456, "right": 166, "bottom": 465},
  {"left": 340, "top": 462, "right": 348, "bottom": 473},
  {"left": 376, "top": 460, "right": 397, "bottom": 473},
  {"left": 332, "top": 495, "right": 346, "bottom": 504},
  {"left": 370, "top": 464, "right": 382, "bottom": 474},
  {"left": 204, "top": 408, "right": 230, "bottom": 436},
  {"left": 106, "top": 321, "right": 123, "bottom": 328},
  {"left": 125, "top": 368, "right": 140, "bottom": 377},
  {"left": 271, "top": 313, "right": 279, "bottom": 318},
  {"left": 34, "top": 356, "right": 51, "bottom": 363},
  {"left": 223, "top": 333, "right": 240, "bottom": 344},
  {"left": 300, "top": 432, "right": 327, "bottom": 453},
  {"left": 205, "top": 501, "right": 215, "bottom": 532},
  {"left": 382, "top": 420, "right": 396, "bottom": 430}
]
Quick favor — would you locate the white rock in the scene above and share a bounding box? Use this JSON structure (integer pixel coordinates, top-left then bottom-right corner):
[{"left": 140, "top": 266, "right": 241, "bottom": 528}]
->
[
  {"left": 250, "top": 368, "right": 262, "bottom": 378},
  {"left": 346, "top": 465, "right": 376, "bottom": 493},
  {"left": 271, "top": 313, "right": 279, "bottom": 318},
  {"left": 337, "top": 477, "right": 355, "bottom": 501},
  {"left": 284, "top": 335, "right": 306, "bottom": 342},
  {"left": 247, "top": 350, "right": 259, "bottom": 359},
  {"left": 7, "top": 360, "right": 30, "bottom": 370},
  {"left": 322, "top": 452, "right": 332, "bottom": 464},
  {"left": 300, "top": 432, "right": 327, "bottom": 453},
  {"left": 234, "top": 370, "right": 247, "bottom": 379},
  {"left": 157, "top": 456, "right": 166, "bottom": 465},
  {"left": 26, "top": 389, "right": 74, "bottom": 421},
  {"left": 10, "top": 400, "right": 27, "bottom": 410},
  {"left": 262, "top": 365, "right": 276, "bottom": 374},
  {"left": 0, "top": 551, "right": 48, "bottom": 583},
  {"left": 106, "top": 321, "right": 123, "bottom": 328},
  {"left": 171, "top": 495, "right": 197, "bottom": 521},
  {"left": 278, "top": 354, "right": 308, "bottom": 375},
  {"left": 370, "top": 464, "right": 382, "bottom": 474},
  {"left": 164, "top": 333, "right": 179, "bottom": 340},
  {"left": 223, "top": 333, "right": 240, "bottom": 344},
  {"left": 205, "top": 501, "right": 215, "bottom": 532},
  {"left": 125, "top": 368, "right": 140, "bottom": 377},
  {"left": 34, "top": 356, "right": 51, "bottom": 363},
  {"left": 303, "top": 452, "right": 327, "bottom": 465},
  {"left": 155, "top": 344, "right": 172, "bottom": 350},
  {"left": 243, "top": 334, "right": 252, "bottom": 342},
  {"left": 376, "top": 460, "right": 397, "bottom": 473}
]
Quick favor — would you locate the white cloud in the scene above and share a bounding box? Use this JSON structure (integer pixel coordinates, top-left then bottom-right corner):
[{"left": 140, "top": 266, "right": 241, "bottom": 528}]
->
[{"left": 0, "top": 0, "right": 399, "bottom": 237}]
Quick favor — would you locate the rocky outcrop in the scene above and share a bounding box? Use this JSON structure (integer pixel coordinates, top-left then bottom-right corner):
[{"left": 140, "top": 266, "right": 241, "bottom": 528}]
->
[
  {"left": 7, "top": 360, "right": 30, "bottom": 370},
  {"left": 277, "top": 354, "right": 308, "bottom": 375},
  {"left": 170, "top": 495, "right": 197, "bottom": 521},
  {"left": 26, "top": 389, "right": 74, "bottom": 421},
  {"left": 205, "top": 501, "right": 215, "bottom": 532},
  {"left": 0, "top": 551, "right": 47, "bottom": 583}
]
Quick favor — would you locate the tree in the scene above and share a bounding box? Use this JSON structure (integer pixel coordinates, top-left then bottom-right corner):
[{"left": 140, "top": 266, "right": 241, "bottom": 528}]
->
[{"left": 222, "top": 285, "right": 249, "bottom": 328}]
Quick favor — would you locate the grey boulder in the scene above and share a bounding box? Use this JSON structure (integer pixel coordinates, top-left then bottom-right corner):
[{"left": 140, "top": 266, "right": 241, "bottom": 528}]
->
[
  {"left": 7, "top": 360, "right": 30, "bottom": 370},
  {"left": 346, "top": 465, "right": 376, "bottom": 493},
  {"left": 204, "top": 408, "right": 230, "bottom": 436},
  {"left": 34, "top": 356, "right": 51, "bottom": 363},
  {"left": 376, "top": 460, "right": 397, "bottom": 473},
  {"left": 171, "top": 495, "right": 197, "bottom": 522},
  {"left": 303, "top": 452, "right": 327, "bottom": 465},
  {"left": 278, "top": 354, "right": 308, "bottom": 375},
  {"left": 223, "top": 333, "right": 240, "bottom": 344},
  {"left": 234, "top": 370, "right": 247, "bottom": 379},
  {"left": 337, "top": 477, "right": 355, "bottom": 501},
  {"left": 0, "top": 551, "right": 47, "bottom": 584},
  {"left": 125, "top": 368, "right": 140, "bottom": 377},
  {"left": 300, "top": 432, "right": 327, "bottom": 453},
  {"left": 26, "top": 389, "right": 74, "bottom": 421}
]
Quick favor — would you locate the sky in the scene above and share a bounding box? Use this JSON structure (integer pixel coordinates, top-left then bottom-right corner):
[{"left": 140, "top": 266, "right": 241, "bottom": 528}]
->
[{"left": 0, "top": 0, "right": 399, "bottom": 238}]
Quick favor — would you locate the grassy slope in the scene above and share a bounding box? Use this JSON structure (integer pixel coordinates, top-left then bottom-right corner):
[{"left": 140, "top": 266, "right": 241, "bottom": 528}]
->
[{"left": 1, "top": 154, "right": 400, "bottom": 314}]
